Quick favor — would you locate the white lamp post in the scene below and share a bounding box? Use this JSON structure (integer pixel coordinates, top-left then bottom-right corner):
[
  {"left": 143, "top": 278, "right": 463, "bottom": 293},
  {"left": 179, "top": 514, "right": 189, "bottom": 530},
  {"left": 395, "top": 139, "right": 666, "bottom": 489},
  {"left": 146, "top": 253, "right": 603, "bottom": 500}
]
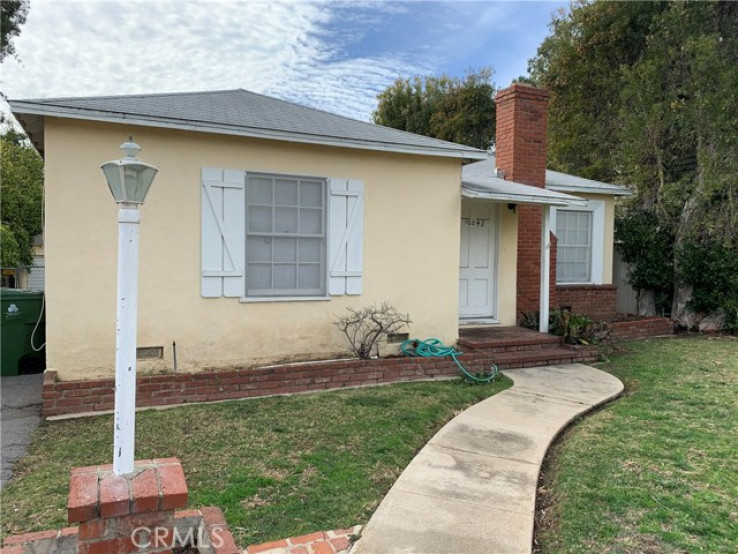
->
[{"left": 101, "top": 138, "right": 158, "bottom": 476}]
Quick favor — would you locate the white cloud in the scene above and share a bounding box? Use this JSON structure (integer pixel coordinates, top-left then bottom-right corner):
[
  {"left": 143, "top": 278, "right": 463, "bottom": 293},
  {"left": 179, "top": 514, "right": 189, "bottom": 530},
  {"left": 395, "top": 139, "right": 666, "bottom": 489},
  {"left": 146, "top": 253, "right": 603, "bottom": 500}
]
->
[
  {"left": 0, "top": 0, "right": 566, "bottom": 130},
  {"left": 0, "top": 0, "right": 431, "bottom": 122}
]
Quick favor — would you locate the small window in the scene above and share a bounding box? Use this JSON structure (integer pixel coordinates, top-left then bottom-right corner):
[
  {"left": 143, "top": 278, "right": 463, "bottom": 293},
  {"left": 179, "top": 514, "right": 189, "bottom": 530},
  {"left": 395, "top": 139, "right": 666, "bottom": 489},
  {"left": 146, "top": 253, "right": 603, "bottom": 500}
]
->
[
  {"left": 1, "top": 268, "right": 17, "bottom": 289},
  {"left": 556, "top": 210, "right": 592, "bottom": 283},
  {"left": 245, "top": 173, "right": 326, "bottom": 297}
]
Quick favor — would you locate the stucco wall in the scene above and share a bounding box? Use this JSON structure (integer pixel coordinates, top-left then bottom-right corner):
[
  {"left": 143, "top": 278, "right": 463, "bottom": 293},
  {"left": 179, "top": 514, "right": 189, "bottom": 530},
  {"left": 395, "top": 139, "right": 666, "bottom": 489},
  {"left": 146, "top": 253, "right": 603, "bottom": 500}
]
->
[
  {"left": 496, "top": 204, "right": 518, "bottom": 325},
  {"left": 44, "top": 118, "right": 464, "bottom": 380},
  {"left": 579, "top": 193, "right": 615, "bottom": 285}
]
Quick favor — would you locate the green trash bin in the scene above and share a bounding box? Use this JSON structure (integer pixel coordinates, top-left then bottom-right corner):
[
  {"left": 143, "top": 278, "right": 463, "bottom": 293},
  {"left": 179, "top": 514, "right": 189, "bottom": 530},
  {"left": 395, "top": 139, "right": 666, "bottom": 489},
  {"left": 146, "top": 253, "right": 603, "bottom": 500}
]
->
[{"left": 1, "top": 289, "right": 46, "bottom": 376}]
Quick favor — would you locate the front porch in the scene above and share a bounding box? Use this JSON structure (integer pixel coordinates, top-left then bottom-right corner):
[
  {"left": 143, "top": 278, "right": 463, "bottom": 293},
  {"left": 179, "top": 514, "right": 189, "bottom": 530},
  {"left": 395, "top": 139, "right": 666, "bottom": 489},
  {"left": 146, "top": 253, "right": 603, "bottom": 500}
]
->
[
  {"left": 461, "top": 159, "right": 589, "bottom": 332},
  {"left": 457, "top": 325, "right": 599, "bottom": 368}
]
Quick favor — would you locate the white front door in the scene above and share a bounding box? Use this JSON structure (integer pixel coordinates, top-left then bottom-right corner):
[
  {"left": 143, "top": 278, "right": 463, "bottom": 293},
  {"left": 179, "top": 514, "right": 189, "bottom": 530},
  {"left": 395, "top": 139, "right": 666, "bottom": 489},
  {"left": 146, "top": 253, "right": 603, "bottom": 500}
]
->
[{"left": 459, "top": 201, "right": 498, "bottom": 319}]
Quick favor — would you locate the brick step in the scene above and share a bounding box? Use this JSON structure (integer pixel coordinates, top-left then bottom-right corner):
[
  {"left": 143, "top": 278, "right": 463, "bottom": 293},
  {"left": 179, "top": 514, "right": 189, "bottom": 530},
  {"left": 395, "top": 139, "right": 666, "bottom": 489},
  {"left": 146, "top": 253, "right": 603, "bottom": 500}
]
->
[
  {"left": 477, "top": 346, "right": 600, "bottom": 370},
  {"left": 457, "top": 333, "right": 560, "bottom": 353}
]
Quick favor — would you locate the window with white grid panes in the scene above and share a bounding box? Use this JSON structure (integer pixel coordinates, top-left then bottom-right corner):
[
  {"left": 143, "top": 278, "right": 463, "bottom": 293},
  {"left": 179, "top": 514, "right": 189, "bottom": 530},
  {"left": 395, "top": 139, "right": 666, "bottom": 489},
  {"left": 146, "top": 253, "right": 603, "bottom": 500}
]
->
[
  {"left": 245, "top": 174, "right": 326, "bottom": 296},
  {"left": 555, "top": 210, "right": 592, "bottom": 283}
]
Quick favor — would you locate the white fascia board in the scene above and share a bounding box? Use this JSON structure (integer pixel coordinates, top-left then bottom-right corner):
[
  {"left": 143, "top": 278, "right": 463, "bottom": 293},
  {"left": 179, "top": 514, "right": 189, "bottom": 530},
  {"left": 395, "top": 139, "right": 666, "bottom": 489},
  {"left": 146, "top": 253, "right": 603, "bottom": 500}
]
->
[
  {"left": 462, "top": 187, "right": 587, "bottom": 207},
  {"left": 547, "top": 183, "right": 632, "bottom": 196},
  {"left": 9, "top": 102, "right": 488, "bottom": 161}
]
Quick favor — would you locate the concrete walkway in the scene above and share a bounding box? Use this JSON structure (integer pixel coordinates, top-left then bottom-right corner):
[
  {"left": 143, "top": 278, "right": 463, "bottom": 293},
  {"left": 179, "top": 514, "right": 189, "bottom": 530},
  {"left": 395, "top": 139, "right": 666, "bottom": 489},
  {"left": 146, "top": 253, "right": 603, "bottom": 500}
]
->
[
  {"left": 1, "top": 373, "right": 44, "bottom": 488},
  {"left": 351, "top": 363, "right": 623, "bottom": 554}
]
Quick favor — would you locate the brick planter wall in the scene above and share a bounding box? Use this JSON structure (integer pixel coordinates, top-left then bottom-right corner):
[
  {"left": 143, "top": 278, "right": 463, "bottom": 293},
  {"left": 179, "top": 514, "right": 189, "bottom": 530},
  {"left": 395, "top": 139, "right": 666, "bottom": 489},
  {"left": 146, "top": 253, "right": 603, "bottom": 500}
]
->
[
  {"left": 557, "top": 284, "right": 618, "bottom": 322},
  {"left": 42, "top": 356, "right": 482, "bottom": 418},
  {"left": 41, "top": 343, "right": 598, "bottom": 419},
  {"left": 608, "top": 317, "right": 674, "bottom": 340}
]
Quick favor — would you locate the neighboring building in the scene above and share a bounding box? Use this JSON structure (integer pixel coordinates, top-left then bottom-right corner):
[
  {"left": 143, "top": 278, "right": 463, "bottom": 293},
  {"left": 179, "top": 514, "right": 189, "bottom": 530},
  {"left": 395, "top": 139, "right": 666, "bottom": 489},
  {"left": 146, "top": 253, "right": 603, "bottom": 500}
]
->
[
  {"left": 27, "top": 234, "right": 46, "bottom": 292},
  {"left": 10, "top": 84, "right": 629, "bottom": 382},
  {"left": 1, "top": 235, "right": 45, "bottom": 291}
]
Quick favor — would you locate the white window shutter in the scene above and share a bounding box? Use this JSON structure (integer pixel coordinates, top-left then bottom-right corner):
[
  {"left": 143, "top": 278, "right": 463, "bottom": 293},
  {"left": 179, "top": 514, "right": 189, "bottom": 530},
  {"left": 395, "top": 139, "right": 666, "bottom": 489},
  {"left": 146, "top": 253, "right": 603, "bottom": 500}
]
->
[
  {"left": 201, "top": 168, "right": 245, "bottom": 298},
  {"left": 329, "top": 178, "right": 364, "bottom": 295}
]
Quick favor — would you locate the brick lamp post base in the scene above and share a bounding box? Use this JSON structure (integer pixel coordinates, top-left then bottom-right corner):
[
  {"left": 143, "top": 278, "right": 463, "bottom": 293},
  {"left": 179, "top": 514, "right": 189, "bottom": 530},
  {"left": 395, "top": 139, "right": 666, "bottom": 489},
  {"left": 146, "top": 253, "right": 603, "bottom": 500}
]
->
[{"left": 67, "top": 458, "right": 188, "bottom": 554}]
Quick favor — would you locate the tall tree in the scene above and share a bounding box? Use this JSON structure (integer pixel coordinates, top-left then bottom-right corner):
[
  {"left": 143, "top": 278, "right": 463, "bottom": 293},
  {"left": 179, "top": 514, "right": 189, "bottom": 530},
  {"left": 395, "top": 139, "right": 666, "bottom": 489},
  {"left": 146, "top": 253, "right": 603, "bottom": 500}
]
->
[
  {"left": 373, "top": 68, "right": 496, "bottom": 150},
  {"left": 1, "top": 133, "right": 43, "bottom": 268},
  {"left": 529, "top": 1, "right": 668, "bottom": 181},
  {"left": 529, "top": 0, "right": 738, "bottom": 329},
  {"left": 1, "top": 0, "right": 29, "bottom": 61}
]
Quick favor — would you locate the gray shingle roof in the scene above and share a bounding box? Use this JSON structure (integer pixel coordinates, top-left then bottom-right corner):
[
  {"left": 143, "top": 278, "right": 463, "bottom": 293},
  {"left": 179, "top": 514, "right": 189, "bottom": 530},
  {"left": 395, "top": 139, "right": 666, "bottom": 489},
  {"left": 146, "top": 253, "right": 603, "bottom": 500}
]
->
[
  {"left": 545, "top": 168, "right": 632, "bottom": 196},
  {"left": 10, "top": 89, "right": 487, "bottom": 160},
  {"left": 475, "top": 156, "right": 631, "bottom": 196},
  {"left": 462, "top": 158, "right": 587, "bottom": 206}
]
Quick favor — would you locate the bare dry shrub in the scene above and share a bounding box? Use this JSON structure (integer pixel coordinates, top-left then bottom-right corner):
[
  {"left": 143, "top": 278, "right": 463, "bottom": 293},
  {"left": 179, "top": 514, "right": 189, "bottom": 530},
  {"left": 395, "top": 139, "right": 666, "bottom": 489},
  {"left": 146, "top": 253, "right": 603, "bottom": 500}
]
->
[{"left": 334, "top": 303, "right": 411, "bottom": 359}]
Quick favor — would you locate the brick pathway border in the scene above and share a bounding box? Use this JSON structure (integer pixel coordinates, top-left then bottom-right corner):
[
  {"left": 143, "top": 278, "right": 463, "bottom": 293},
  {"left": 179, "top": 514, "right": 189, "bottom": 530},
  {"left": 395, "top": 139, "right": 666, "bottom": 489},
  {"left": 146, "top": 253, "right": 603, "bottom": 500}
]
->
[
  {"left": 246, "top": 526, "right": 362, "bottom": 554},
  {"left": 0, "top": 506, "right": 239, "bottom": 553}
]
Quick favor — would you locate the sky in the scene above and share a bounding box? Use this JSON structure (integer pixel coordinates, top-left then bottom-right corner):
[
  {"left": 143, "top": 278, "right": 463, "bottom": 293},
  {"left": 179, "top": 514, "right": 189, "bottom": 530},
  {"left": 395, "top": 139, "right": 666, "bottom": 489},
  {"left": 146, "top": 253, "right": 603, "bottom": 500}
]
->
[{"left": 0, "top": 0, "right": 567, "bottom": 126}]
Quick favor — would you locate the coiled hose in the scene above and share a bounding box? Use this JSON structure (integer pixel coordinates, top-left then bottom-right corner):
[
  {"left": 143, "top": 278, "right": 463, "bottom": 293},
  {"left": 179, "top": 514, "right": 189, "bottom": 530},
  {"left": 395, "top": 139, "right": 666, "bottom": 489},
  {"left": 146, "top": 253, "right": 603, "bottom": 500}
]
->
[{"left": 401, "top": 338, "right": 499, "bottom": 384}]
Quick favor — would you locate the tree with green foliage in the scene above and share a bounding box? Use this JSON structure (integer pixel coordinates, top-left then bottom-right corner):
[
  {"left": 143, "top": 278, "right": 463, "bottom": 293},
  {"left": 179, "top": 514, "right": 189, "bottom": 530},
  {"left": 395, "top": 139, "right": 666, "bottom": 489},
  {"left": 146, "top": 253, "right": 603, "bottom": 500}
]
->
[
  {"left": 1, "top": 133, "right": 43, "bottom": 268},
  {"left": 373, "top": 68, "right": 496, "bottom": 150},
  {"left": 0, "top": 125, "right": 28, "bottom": 146},
  {"left": 529, "top": 1, "right": 738, "bottom": 331},
  {"left": 1, "top": 0, "right": 29, "bottom": 62},
  {"left": 529, "top": 1, "right": 667, "bottom": 182}
]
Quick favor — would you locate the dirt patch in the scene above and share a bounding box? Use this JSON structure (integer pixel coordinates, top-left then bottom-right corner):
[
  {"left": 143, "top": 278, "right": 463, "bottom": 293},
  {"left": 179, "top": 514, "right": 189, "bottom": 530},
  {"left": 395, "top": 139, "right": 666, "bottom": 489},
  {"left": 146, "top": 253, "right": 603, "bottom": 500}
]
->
[
  {"left": 598, "top": 533, "right": 675, "bottom": 554},
  {"left": 533, "top": 428, "right": 567, "bottom": 553},
  {"left": 241, "top": 493, "right": 272, "bottom": 510}
]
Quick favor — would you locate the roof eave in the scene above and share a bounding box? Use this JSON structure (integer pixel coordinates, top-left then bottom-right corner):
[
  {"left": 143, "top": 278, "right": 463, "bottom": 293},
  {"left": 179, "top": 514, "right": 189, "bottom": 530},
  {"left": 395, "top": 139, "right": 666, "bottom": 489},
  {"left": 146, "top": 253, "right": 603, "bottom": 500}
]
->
[
  {"left": 462, "top": 185, "right": 587, "bottom": 207},
  {"left": 9, "top": 101, "right": 488, "bottom": 162},
  {"left": 547, "top": 184, "right": 632, "bottom": 196}
]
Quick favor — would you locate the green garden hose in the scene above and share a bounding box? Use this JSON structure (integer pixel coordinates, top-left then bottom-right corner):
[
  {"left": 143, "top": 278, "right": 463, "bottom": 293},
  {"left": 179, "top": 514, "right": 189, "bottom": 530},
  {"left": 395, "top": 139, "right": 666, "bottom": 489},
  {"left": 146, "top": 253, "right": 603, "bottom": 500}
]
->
[{"left": 401, "top": 338, "right": 499, "bottom": 384}]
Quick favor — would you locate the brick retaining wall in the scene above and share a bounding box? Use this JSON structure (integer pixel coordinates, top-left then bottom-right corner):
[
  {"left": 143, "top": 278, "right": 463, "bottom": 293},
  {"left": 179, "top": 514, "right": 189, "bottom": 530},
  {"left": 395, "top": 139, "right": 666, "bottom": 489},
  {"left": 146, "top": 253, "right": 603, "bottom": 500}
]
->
[
  {"left": 41, "top": 345, "right": 598, "bottom": 418},
  {"left": 608, "top": 317, "right": 674, "bottom": 340},
  {"left": 42, "top": 355, "right": 486, "bottom": 418}
]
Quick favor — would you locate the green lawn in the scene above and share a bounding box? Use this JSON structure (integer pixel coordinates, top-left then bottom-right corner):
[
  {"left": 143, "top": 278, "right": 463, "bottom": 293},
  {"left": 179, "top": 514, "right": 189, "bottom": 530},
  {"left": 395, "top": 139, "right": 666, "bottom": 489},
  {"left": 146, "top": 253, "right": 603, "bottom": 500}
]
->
[
  {"left": 536, "top": 336, "right": 738, "bottom": 553},
  {"left": 0, "top": 377, "right": 510, "bottom": 546}
]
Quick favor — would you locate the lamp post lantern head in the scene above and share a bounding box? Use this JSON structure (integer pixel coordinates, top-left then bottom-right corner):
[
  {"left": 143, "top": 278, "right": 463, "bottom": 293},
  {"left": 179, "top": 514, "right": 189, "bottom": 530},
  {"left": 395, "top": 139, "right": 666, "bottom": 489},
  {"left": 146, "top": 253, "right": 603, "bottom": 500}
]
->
[{"left": 101, "top": 137, "right": 158, "bottom": 205}]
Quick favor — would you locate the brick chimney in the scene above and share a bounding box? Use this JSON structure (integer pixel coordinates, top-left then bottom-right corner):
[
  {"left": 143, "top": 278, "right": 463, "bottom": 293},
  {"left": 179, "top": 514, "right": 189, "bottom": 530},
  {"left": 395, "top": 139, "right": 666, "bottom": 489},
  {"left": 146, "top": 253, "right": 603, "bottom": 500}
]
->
[
  {"left": 494, "top": 84, "right": 557, "bottom": 319},
  {"left": 495, "top": 84, "right": 549, "bottom": 187}
]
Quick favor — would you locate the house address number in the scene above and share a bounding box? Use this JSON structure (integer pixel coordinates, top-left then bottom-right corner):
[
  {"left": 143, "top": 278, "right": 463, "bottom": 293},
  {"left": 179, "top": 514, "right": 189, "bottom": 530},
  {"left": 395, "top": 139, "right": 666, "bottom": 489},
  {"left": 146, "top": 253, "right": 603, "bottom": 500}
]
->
[{"left": 462, "top": 218, "right": 488, "bottom": 227}]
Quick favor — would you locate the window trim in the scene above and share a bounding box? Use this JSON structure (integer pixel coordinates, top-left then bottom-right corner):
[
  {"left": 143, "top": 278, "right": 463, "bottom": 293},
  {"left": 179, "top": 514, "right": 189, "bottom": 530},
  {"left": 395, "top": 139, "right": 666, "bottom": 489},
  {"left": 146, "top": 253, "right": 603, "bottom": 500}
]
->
[
  {"left": 240, "top": 296, "right": 331, "bottom": 304},
  {"left": 552, "top": 200, "right": 604, "bottom": 285},
  {"left": 243, "top": 171, "right": 329, "bottom": 299}
]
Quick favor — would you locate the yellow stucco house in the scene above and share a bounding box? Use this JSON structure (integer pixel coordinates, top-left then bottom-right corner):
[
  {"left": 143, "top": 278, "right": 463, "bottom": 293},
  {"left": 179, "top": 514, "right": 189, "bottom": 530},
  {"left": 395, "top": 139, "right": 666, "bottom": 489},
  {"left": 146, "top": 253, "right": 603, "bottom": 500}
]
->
[{"left": 11, "top": 84, "right": 629, "bottom": 389}]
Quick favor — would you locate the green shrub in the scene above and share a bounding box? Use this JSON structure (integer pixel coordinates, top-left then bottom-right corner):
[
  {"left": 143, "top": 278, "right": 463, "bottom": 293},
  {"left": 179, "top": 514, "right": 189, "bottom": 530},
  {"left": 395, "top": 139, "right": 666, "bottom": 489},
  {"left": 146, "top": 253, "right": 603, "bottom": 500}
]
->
[
  {"left": 550, "top": 309, "right": 592, "bottom": 345},
  {"left": 519, "top": 310, "right": 540, "bottom": 330},
  {"left": 676, "top": 238, "right": 738, "bottom": 333},
  {"left": 615, "top": 209, "right": 674, "bottom": 315},
  {"left": 519, "top": 309, "right": 597, "bottom": 344}
]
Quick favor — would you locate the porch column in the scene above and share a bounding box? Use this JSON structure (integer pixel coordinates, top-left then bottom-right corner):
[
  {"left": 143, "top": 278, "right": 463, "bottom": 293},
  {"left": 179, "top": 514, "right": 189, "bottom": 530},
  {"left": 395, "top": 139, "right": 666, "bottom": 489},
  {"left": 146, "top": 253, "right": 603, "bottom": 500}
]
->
[{"left": 539, "top": 205, "right": 551, "bottom": 333}]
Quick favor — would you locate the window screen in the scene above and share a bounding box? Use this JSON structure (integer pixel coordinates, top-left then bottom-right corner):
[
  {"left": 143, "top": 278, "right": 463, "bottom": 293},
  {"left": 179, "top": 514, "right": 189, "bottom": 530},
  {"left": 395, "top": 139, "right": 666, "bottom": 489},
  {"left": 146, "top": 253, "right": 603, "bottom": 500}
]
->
[
  {"left": 245, "top": 174, "right": 326, "bottom": 296},
  {"left": 556, "top": 210, "right": 592, "bottom": 283}
]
